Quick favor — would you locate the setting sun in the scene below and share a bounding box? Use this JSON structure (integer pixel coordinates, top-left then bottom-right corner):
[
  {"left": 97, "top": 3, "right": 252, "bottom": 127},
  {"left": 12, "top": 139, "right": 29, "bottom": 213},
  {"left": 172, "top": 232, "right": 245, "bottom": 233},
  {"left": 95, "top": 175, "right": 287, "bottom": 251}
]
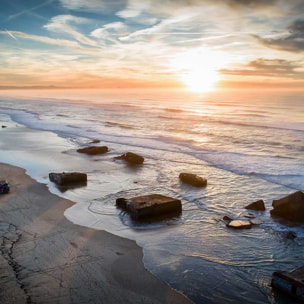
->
[
  {"left": 181, "top": 66, "right": 219, "bottom": 93},
  {"left": 172, "top": 49, "right": 225, "bottom": 92}
]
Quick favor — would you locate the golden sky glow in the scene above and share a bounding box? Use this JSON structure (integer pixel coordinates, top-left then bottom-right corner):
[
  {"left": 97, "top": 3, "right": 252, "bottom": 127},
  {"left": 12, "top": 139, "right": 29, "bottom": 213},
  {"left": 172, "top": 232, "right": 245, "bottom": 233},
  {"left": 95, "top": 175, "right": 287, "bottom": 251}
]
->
[{"left": 1, "top": 0, "right": 304, "bottom": 91}]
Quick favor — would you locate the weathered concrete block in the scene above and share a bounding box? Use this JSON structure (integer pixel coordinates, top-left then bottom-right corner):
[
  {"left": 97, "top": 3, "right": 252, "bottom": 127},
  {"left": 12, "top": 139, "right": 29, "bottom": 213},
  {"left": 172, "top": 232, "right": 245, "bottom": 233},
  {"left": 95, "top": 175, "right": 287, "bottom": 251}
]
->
[
  {"left": 271, "top": 191, "right": 304, "bottom": 222},
  {"left": 49, "top": 172, "right": 87, "bottom": 186},
  {"left": 116, "top": 194, "right": 181, "bottom": 219},
  {"left": 77, "top": 146, "right": 108, "bottom": 155},
  {"left": 179, "top": 173, "right": 207, "bottom": 187},
  {"left": 271, "top": 264, "right": 304, "bottom": 302}
]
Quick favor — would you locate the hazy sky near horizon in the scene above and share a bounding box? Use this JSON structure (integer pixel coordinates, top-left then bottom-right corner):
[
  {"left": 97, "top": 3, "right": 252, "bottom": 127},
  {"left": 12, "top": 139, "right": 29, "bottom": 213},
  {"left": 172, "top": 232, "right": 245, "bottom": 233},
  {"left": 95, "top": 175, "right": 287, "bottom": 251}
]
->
[{"left": 1, "top": 0, "right": 304, "bottom": 90}]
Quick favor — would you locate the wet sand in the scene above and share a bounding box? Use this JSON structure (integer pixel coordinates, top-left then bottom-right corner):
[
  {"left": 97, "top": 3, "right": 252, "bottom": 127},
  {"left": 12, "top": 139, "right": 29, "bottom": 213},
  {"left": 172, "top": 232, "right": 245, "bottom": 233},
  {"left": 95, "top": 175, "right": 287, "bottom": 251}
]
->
[{"left": 0, "top": 163, "right": 192, "bottom": 304}]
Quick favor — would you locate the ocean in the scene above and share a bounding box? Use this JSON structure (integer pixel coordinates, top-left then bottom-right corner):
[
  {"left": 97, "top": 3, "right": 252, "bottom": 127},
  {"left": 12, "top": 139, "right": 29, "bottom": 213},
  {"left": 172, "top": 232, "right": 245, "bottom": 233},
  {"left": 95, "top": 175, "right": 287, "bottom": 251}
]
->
[{"left": 0, "top": 88, "right": 303, "bottom": 303}]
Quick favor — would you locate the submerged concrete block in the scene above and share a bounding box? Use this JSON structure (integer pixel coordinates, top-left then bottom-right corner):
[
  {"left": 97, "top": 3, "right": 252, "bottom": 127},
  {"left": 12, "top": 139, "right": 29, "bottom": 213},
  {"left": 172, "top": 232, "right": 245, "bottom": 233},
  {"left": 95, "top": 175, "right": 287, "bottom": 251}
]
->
[
  {"left": 116, "top": 194, "right": 181, "bottom": 219},
  {"left": 77, "top": 146, "right": 108, "bottom": 155},
  {"left": 49, "top": 172, "right": 87, "bottom": 186}
]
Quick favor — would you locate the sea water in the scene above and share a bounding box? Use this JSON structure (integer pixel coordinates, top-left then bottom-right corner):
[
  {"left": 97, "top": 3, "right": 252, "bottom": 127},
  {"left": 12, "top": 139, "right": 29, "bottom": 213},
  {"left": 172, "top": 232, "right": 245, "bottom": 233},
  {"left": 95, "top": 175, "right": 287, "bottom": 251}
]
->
[{"left": 0, "top": 88, "right": 303, "bottom": 303}]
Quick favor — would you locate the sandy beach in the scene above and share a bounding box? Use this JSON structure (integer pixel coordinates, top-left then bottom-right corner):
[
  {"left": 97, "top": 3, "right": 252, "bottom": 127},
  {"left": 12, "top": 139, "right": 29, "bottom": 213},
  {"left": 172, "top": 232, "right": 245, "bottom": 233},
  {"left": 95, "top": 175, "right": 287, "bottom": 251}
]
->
[{"left": 0, "top": 162, "right": 192, "bottom": 304}]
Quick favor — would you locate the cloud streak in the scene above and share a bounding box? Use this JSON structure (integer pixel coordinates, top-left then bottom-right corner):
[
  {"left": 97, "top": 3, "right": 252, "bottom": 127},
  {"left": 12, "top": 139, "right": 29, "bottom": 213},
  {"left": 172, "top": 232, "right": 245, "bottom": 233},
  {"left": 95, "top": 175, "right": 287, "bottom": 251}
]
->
[
  {"left": 5, "top": 30, "right": 17, "bottom": 40},
  {"left": 254, "top": 19, "right": 304, "bottom": 53},
  {"left": 44, "top": 15, "right": 98, "bottom": 47},
  {"left": 6, "top": 0, "right": 55, "bottom": 21},
  {"left": 0, "top": 30, "right": 100, "bottom": 53},
  {"left": 220, "top": 58, "right": 304, "bottom": 78}
]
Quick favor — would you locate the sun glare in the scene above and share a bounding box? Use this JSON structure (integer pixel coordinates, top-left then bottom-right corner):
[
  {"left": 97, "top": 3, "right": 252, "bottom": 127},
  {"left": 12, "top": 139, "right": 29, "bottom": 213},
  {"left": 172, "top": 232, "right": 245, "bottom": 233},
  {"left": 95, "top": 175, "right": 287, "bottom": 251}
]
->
[{"left": 172, "top": 49, "right": 224, "bottom": 93}]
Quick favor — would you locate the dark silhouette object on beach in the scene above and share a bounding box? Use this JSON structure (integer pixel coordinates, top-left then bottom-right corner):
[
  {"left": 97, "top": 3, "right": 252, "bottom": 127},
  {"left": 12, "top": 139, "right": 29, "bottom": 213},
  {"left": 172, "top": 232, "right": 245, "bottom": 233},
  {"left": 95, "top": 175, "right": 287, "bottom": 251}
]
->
[
  {"left": 115, "top": 152, "right": 144, "bottom": 165},
  {"left": 245, "top": 199, "right": 265, "bottom": 211},
  {"left": 116, "top": 194, "right": 181, "bottom": 219},
  {"left": 271, "top": 264, "right": 304, "bottom": 302},
  {"left": 270, "top": 191, "right": 304, "bottom": 222},
  {"left": 2, "top": 125, "right": 7, "bottom": 128},
  {"left": 179, "top": 173, "right": 207, "bottom": 187},
  {"left": 49, "top": 172, "right": 87, "bottom": 186},
  {"left": 77, "top": 146, "right": 108, "bottom": 155},
  {"left": 0, "top": 181, "right": 9, "bottom": 194}
]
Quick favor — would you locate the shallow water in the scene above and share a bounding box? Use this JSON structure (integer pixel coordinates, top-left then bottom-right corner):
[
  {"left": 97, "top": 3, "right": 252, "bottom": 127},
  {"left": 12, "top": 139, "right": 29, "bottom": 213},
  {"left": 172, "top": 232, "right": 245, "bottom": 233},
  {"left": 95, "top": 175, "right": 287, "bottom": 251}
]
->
[{"left": 0, "top": 88, "right": 303, "bottom": 303}]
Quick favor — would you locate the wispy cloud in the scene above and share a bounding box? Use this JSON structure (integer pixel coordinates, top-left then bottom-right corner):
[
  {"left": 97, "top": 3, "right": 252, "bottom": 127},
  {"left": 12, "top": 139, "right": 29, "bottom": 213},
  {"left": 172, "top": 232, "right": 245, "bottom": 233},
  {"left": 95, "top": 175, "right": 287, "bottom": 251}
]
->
[
  {"left": 0, "top": 30, "right": 100, "bottom": 53},
  {"left": 5, "top": 29, "right": 17, "bottom": 40},
  {"left": 44, "top": 15, "right": 98, "bottom": 47},
  {"left": 90, "top": 22, "right": 127, "bottom": 43},
  {"left": 6, "top": 0, "right": 55, "bottom": 21},
  {"left": 58, "top": 0, "right": 125, "bottom": 11},
  {"left": 220, "top": 58, "right": 304, "bottom": 78},
  {"left": 254, "top": 19, "right": 304, "bottom": 53}
]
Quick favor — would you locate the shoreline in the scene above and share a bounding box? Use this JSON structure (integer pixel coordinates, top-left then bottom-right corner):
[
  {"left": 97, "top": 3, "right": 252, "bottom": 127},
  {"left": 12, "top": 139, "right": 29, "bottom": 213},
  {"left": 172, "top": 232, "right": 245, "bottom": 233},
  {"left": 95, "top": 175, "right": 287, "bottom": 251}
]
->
[{"left": 0, "top": 162, "right": 192, "bottom": 303}]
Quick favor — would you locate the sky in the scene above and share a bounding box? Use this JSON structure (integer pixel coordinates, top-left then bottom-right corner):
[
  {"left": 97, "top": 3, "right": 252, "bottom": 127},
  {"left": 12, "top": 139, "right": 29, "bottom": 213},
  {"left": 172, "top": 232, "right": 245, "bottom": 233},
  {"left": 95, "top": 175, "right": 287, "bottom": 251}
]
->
[{"left": 1, "top": 0, "right": 304, "bottom": 91}]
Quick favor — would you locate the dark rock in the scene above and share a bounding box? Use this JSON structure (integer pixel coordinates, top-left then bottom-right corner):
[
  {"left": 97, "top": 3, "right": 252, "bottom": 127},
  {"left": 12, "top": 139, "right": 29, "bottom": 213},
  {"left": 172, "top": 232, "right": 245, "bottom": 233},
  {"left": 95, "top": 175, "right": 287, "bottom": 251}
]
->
[
  {"left": 0, "top": 180, "right": 9, "bottom": 194},
  {"left": 270, "top": 191, "right": 304, "bottom": 222},
  {"left": 223, "top": 215, "right": 234, "bottom": 222},
  {"left": 116, "top": 194, "right": 181, "bottom": 219},
  {"left": 77, "top": 146, "right": 108, "bottom": 155},
  {"left": 227, "top": 220, "right": 252, "bottom": 229},
  {"left": 90, "top": 139, "right": 100, "bottom": 144},
  {"left": 115, "top": 152, "right": 144, "bottom": 165},
  {"left": 245, "top": 199, "right": 265, "bottom": 211},
  {"left": 179, "top": 173, "right": 207, "bottom": 187},
  {"left": 49, "top": 172, "right": 87, "bottom": 186},
  {"left": 285, "top": 231, "right": 297, "bottom": 240},
  {"left": 2, "top": 125, "right": 7, "bottom": 128}
]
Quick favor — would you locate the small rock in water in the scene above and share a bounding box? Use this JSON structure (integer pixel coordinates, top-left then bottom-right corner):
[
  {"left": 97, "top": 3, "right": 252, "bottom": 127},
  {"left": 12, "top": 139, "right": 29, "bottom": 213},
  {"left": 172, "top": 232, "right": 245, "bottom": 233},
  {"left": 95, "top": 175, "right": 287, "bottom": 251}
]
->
[
  {"left": 77, "top": 146, "right": 108, "bottom": 155},
  {"left": 244, "top": 213, "right": 255, "bottom": 219},
  {"left": 115, "top": 152, "right": 144, "bottom": 165},
  {"left": 90, "top": 139, "right": 100, "bottom": 144},
  {"left": 227, "top": 220, "right": 252, "bottom": 229},
  {"left": 1, "top": 125, "right": 7, "bottom": 128},
  {"left": 179, "top": 173, "right": 207, "bottom": 187},
  {"left": 223, "top": 215, "right": 234, "bottom": 222},
  {"left": 250, "top": 218, "right": 263, "bottom": 225},
  {"left": 245, "top": 199, "right": 265, "bottom": 211}
]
